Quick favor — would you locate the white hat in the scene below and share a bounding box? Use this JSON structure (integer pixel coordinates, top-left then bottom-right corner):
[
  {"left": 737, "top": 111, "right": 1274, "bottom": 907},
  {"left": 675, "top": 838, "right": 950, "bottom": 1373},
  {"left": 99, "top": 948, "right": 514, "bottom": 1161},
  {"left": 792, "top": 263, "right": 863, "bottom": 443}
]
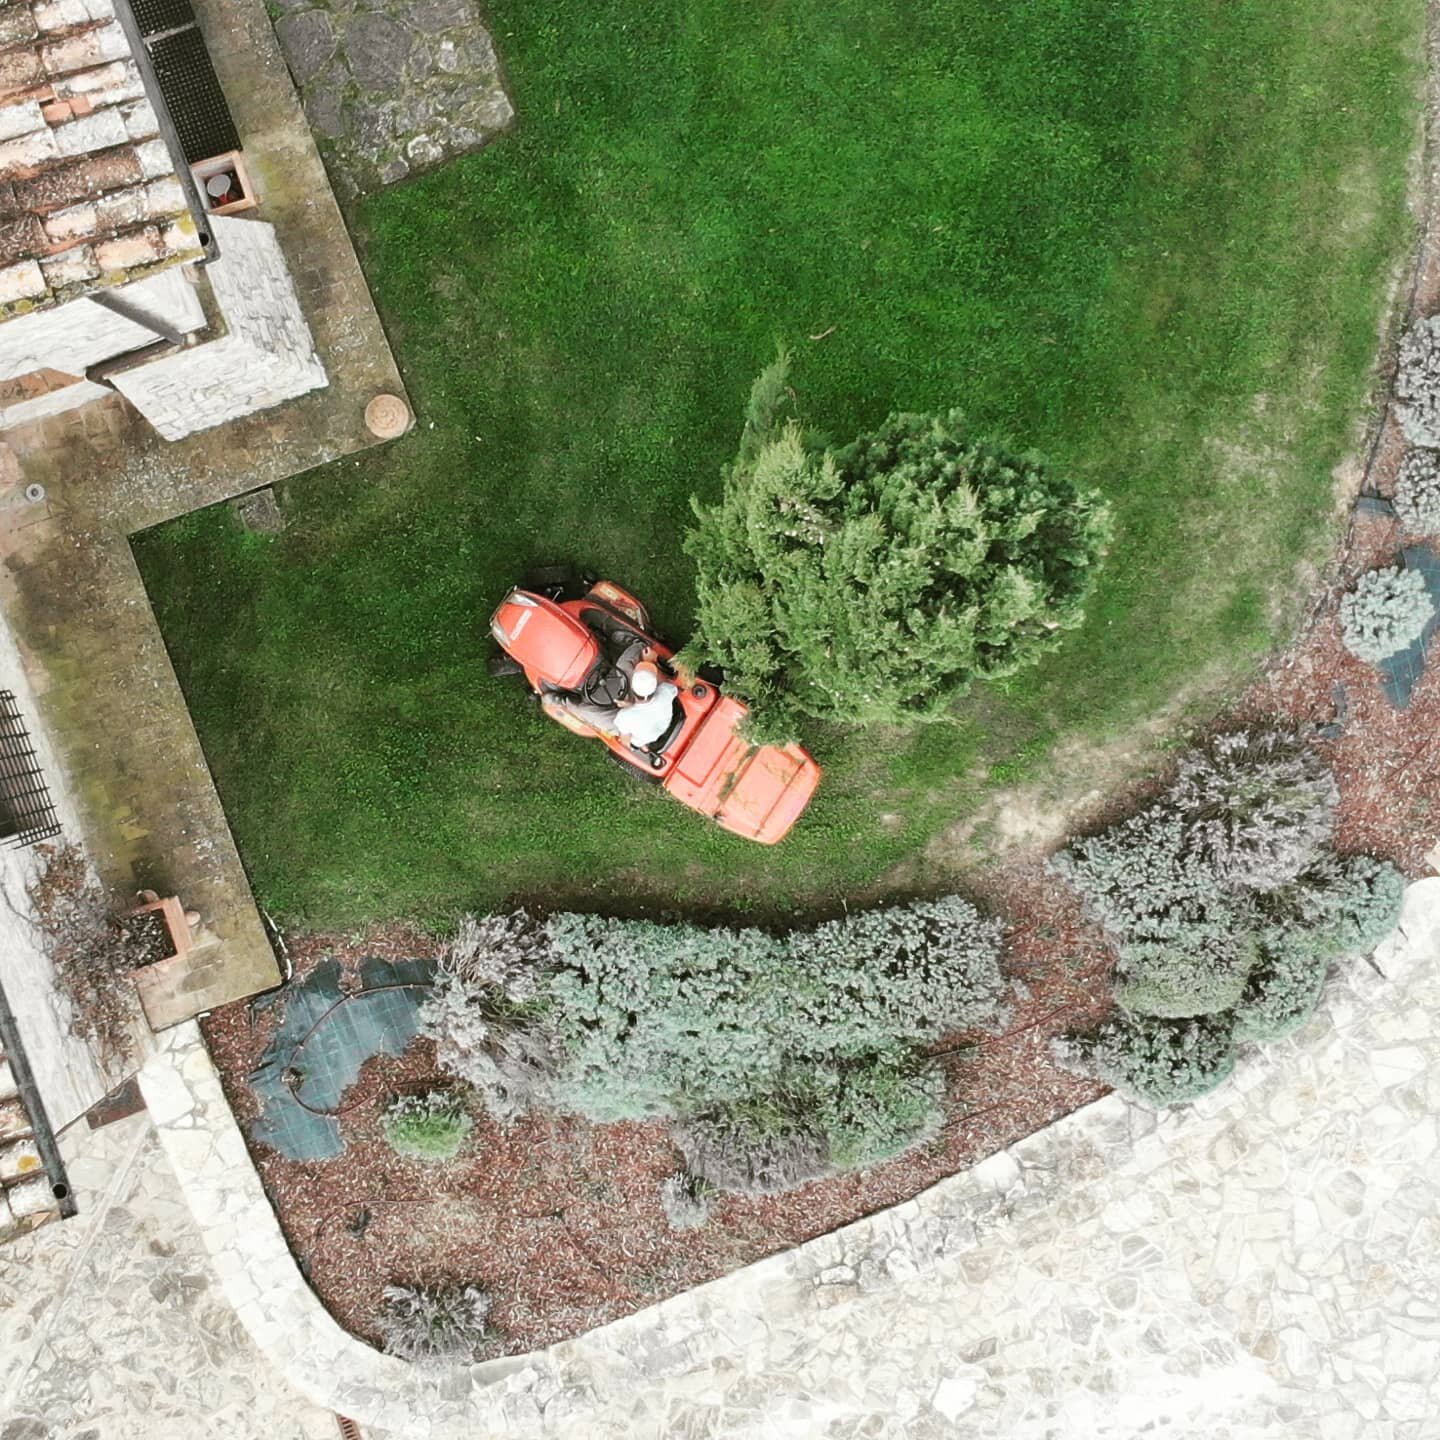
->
[{"left": 631, "top": 662, "right": 659, "bottom": 698}]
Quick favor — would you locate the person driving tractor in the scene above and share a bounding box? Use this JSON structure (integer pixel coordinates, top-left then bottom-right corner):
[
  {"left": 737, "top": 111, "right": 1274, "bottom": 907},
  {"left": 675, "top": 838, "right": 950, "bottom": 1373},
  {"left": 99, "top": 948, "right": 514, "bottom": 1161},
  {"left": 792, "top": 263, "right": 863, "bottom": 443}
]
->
[
  {"left": 490, "top": 574, "right": 820, "bottom": 843},
  {"left": 614, "top": 659, "right": 679, "bottom": 746},
  {"left": 555, "top": 642, "right": 679, "bottom": 747}
]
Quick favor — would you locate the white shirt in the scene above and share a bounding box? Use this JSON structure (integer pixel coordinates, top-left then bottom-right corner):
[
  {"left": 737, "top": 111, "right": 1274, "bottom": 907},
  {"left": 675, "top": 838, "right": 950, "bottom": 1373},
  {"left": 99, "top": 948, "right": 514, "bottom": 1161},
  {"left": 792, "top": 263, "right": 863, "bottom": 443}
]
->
[{"left": 614, "top": 682, "right": 679, "bottom": 745}]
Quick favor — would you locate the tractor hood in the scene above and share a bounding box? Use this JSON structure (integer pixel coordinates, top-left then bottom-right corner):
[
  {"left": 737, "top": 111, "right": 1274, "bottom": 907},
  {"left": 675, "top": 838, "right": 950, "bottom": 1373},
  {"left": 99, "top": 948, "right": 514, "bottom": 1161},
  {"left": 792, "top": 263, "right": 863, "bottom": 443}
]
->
[
  {"left": 664, "top": 696, "right": 821, "bottom": 844},
  {"left": 490, "top": 589, "right": 598, "bottom": 690}
]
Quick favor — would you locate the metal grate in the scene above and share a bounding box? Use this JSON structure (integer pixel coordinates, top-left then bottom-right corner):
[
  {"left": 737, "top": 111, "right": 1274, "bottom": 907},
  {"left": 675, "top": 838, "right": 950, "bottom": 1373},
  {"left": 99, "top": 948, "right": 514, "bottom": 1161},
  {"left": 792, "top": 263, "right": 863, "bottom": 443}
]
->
[
  {"left": 147, "top": 26, "right": 241, "bottom": 164},
  {"left": 0, "top": 691, "right": 61, "bottom": 849},
  {"left": 129, "top": 0, "right": 197, "bottom": 38},
  {"left": 335, "top": 1419, "right": 362, "bottom": 1440}
]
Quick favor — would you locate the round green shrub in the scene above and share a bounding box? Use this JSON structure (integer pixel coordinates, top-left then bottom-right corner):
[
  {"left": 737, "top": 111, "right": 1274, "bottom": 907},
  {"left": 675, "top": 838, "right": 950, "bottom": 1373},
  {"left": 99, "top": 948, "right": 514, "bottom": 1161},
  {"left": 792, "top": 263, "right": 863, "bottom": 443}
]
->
[
  {"left": 1057, "top": 1013, "right": 1237, "bottom": 1107},
  {"left": 1228, "top": 937, "right": 1329, "bottom": 1044},
  {"left": 1113, "top": 932, "right": 1259, "bottom": 1019},
  {"left": 1261, "top": 851, "right": 1406, "bottom": 961},
  {"left": 1230, "top": 853, "right": 1404, "bottom": 1044},
  {"left": 382, "top": 1089, "right": 472, "bottom": 1162},
  {"left": 809, "top": 1057, "right": 946, "bottom": 1171}
]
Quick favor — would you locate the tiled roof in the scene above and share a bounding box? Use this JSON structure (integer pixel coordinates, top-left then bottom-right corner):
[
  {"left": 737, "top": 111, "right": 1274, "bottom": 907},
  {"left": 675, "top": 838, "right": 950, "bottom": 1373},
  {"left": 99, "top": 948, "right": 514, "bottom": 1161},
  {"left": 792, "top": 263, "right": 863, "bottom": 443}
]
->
[{"left": 0, "top": 0, "right": 201, "bottom": 318}]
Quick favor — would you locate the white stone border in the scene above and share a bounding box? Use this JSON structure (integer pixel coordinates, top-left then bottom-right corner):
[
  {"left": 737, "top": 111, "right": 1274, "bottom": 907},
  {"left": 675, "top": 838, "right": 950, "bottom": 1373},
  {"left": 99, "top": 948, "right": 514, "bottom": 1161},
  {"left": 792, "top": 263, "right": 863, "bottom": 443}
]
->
[{"left": 137, "top": 881, "right": 1440, "bottom": 1438}]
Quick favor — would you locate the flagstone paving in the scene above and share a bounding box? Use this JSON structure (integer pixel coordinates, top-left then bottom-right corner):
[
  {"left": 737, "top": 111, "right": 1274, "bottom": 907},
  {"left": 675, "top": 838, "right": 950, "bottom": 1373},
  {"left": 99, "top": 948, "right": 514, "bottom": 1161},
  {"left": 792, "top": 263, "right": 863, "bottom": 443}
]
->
[
  {"left": 272, "top": 0, "right": 514, "bottom": 194},
  {"left": 0, "top": 1111, "right": 336, "bottom": 1439},
  {"left": 4, "top": 879, "right": 1433, "bottom": 1439}
]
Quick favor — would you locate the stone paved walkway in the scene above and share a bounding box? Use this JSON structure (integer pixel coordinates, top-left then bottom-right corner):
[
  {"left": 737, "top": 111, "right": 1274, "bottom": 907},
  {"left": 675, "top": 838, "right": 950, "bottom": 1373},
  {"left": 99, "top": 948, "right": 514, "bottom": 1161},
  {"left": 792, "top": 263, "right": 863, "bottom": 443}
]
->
[
  {"left": 0, "top": 1111, "right": 336, "bottom": 1439},
  {"left": 4, "top": 879, "right": 1424, "bottom": 1439},
  {"left": 0, "top": 0, "right": 409, "bottom": 1030},
  {"left": 273, "top": 0, "right": 514, "bottom": 194}
]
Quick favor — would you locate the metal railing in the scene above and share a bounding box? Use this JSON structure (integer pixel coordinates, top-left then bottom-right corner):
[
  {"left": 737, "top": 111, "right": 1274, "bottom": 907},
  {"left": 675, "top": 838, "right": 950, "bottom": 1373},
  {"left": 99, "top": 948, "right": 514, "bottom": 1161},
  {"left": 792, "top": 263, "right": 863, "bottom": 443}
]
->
[{"left": 0, "top": 691, "right": 61, "bottom": 849}]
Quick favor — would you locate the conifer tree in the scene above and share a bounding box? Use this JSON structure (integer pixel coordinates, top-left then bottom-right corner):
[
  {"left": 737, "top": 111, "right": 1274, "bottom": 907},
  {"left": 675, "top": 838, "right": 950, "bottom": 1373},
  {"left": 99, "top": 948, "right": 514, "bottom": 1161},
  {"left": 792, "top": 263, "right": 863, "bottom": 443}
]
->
[{"left": 685, "top": 354, "right": 1112, "bottom": 738}]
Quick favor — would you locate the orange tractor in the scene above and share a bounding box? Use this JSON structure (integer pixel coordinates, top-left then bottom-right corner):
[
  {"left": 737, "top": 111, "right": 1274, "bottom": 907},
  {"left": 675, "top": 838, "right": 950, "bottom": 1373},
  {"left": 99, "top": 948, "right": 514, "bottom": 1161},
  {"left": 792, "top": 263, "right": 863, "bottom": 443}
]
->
[{"left": 489, "top": 572, "right": 819, "bottom": 844}]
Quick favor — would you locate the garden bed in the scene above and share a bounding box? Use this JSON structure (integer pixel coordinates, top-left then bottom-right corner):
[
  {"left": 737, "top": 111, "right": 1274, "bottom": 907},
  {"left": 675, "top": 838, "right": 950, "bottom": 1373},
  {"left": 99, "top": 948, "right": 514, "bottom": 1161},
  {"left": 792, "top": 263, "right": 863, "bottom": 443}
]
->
[{"left": 202, "top": 877, "right": 1112, "bottom": 1355}]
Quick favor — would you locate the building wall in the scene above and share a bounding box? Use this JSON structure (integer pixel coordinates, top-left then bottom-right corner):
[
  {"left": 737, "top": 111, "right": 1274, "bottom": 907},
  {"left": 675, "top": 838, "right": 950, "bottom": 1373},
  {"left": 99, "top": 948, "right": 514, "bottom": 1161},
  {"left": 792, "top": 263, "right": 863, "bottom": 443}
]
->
[
  {"left": 109, "top": 214, "right": 326, "bottom": 440},
  {"left": 0, "top": 268, "right": 205, "bottom": 384}
]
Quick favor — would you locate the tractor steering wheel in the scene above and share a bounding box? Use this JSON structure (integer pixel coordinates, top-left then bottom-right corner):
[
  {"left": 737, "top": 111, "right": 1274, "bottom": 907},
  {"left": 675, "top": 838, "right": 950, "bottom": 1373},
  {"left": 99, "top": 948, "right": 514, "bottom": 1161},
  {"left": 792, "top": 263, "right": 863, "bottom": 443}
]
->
[{"left": 581, "top": 658, "right": 630, "bottom": 708}]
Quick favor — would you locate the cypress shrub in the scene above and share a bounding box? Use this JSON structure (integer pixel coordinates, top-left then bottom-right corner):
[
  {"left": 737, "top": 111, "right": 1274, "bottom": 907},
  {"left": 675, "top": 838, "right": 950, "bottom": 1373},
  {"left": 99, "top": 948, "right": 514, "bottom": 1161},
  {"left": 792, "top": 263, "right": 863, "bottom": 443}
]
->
[
  {"left": 685, "top": 354, "right": 1111, "bottom": 739},
  {"left": 1056, "top": 1013, "right": 1237, "bottom": 1107}
]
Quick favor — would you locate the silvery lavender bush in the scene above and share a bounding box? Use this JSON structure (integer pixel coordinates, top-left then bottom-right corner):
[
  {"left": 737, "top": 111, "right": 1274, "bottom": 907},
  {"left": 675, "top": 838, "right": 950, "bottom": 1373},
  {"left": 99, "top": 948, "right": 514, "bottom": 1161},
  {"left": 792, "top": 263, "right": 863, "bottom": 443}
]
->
[
  {"left": 1165, "top": 729, "right": 1337, "bottom": 892},
  {"left": 673, "top": 1105, "right": 832, "bottom": 1195},
  {"left": 444, "top": 909, "right": 549, "bottom": 994},
  {"left": 1395, "top": 449, "right": 1440, "bottom": 536},
  {"left": 420, "top": 911, "right": 557, "bottom": 1124},
  {"left": 1339, "top": 566, "right": 1435, "bottom": 663},
  {"left": 1396, "top": 315, "right": 1440, "bottom": 448},
  {"left": 658, "top": 1173, "right": 715, "bottom": 1230},
  {"left": 377, "top": 1283, "right": 495, "bottom": 1367}
]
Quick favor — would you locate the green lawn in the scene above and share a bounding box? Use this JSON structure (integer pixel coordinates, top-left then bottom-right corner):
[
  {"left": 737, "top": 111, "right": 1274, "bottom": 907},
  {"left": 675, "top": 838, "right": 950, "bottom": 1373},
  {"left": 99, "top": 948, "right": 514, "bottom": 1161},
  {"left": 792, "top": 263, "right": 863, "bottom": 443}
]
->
[{"left": 134, "top": 0, "right": 1421, "bottom": 929}]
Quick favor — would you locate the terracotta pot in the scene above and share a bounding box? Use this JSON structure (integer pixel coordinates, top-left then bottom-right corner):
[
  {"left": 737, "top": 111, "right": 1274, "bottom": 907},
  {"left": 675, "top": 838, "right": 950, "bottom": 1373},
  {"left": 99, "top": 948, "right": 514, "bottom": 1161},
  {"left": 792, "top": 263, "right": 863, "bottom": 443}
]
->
[{"left": 127, "top": 892, "right": 193, "bottom": 967}]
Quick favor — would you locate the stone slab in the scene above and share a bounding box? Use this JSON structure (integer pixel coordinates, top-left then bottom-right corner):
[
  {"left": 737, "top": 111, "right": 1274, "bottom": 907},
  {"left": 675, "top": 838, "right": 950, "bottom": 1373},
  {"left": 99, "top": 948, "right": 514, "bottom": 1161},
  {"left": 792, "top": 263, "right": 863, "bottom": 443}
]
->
[{"left": 272, "top": 0, "right": 514, "bottom": 194}]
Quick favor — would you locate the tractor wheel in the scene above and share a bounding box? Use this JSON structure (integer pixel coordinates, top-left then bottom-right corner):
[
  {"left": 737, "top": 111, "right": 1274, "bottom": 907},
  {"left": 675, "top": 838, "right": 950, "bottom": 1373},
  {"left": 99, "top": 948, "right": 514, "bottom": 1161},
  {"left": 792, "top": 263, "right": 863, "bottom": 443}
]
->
[
  {"left": 607, "top": 751, "right": 663, "bottom": 785},
  {"left": 487, "top": 653, "right": 523, "bottom": 678}
]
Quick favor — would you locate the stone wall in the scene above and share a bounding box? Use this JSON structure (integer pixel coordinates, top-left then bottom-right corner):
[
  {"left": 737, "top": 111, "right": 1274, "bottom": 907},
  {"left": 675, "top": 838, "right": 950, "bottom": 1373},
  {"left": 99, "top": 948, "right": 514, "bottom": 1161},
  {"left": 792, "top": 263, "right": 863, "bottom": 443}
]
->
[
  {"left": 0, "top": 376, "right": 109, "bottom": 429},
  {"left": 111, "top": 215, "right": 326, "bottom": 440}
]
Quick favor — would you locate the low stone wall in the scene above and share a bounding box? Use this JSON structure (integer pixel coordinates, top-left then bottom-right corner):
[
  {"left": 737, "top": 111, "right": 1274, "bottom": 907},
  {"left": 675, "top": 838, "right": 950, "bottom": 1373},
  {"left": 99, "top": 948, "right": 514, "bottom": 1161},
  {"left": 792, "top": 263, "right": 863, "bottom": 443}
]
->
[{"left": 138, "top": 878, "right": 1440, "bottom": 1438}]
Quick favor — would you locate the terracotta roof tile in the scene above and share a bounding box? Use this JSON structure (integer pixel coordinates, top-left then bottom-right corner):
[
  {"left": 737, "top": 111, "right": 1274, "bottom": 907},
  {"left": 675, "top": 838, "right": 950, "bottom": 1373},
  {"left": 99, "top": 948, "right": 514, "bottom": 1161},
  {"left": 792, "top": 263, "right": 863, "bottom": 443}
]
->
[
  {"left": 0, "top": 209, "right": 42, "bottom": 263},
  {"left": 12, "top": 144, "right": 140, "bottom": 210},
  {"left": 0, "top": 7, "right": 36, "bottom": 51},
  {"left": 0, "top": 0, "right": 202, "bottom": 316},
  {"left": 0, "top": 44, "right": 44, "bottom": 96}
]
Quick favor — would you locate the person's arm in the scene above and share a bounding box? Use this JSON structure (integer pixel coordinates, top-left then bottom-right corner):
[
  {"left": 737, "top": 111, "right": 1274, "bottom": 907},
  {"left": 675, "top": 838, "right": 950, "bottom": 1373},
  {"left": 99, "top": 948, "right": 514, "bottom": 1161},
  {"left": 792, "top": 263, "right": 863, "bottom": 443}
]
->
[{"left": 615, "top": 639, "right": 646, "bottom": 678}]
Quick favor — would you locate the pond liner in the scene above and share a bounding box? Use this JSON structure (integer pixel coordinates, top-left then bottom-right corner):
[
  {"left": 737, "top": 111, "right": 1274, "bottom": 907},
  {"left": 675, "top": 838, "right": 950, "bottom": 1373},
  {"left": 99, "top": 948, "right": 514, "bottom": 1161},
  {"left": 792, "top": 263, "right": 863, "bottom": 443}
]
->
[
  {"left": 246, "top": 955, "right": 436, "bottom": 1162},
  {"left": 1379, "top": 544, "right": 1440, "bottom": 709}
]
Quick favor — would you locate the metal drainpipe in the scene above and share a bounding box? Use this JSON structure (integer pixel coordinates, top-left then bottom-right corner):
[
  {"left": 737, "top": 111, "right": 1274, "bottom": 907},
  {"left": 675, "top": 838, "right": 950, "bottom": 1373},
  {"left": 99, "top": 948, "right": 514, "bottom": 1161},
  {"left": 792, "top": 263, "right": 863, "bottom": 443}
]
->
[{"left": 0, "top": 973, "right": 78, "bottom": 1221}]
